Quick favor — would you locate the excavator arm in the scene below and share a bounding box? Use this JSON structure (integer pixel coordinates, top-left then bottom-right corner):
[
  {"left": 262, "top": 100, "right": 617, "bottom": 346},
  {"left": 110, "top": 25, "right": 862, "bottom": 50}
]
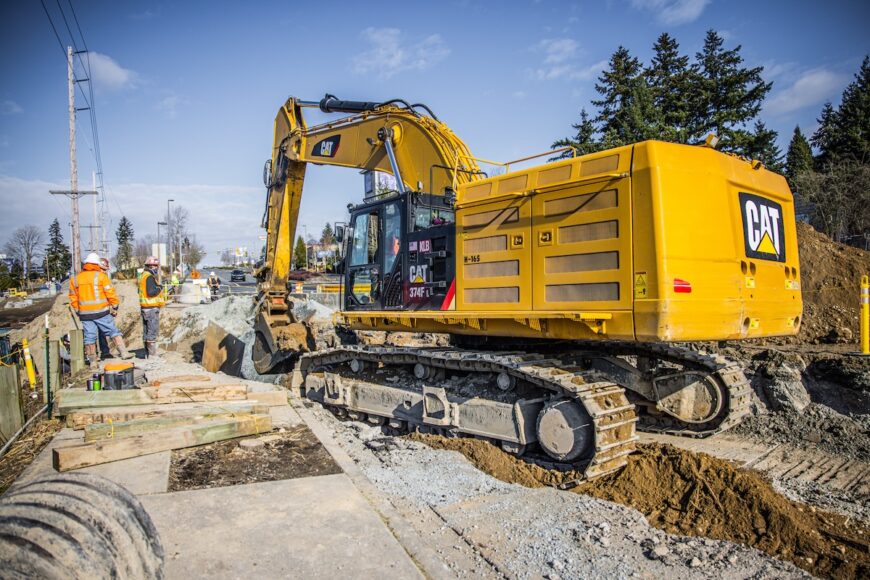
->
[{"left": 253, "top": 95, "right": 481, "bottom": 373}]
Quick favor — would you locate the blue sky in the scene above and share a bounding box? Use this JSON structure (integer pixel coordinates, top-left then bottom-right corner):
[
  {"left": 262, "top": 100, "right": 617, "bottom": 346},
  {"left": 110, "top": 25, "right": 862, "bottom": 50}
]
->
[{"left": 1, "top": 0, "right": 867, "bottom": 263}]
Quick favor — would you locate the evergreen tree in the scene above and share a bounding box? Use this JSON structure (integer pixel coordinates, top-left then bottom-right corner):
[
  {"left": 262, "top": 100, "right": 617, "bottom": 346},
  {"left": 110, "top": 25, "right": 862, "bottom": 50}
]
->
[
  {"left": 784, "top": 126, "right": 814, "bottom": 185},
  {"left": 114, "top": 216, "right": 135, "bottom": 273},
  {"left": 691, "top": 30, "right": 772, "bottom": 152},
  {"left": 592, "top": 46, "right": 659, "bottom": 147},
  {"left": 833, "top": 55, "right": 870, "bottom": 163},
  {"left": 320, "top": 223, "right": 335, "bottom": 246},
  {"left": 44, "top": 218, "right": 71, "bottom": 280},
  {"left": 745, "top": 121, "right": 784, "bottom": 174},
  {"left": 813, "top": 56, "right": 870, "bottom": 165},
  {"left": 551, "top": 109, "right": 601, "bottom": 158},
  {"left": 646, "top": 33, "right": 694, "bottom": 143},
  {"left": 292, "top": 235, "right": 307, "bottom": 270}
]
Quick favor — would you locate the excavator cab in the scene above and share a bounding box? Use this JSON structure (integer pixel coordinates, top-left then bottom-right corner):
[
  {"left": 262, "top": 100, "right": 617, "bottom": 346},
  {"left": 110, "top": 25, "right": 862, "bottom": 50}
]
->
[{"left": 344, "top": 191, "right": 456, "bottom": 312}]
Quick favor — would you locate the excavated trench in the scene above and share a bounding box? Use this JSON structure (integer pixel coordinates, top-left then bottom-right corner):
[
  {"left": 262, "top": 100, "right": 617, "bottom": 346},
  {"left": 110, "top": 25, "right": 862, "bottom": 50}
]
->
[{"left": 410, "top": 435, "right": 869, "bottom": 580}]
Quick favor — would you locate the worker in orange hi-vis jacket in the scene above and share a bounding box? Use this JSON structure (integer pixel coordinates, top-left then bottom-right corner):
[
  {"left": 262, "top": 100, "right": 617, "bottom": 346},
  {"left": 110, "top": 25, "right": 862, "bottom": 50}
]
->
[{"left": 69, "top": 253, "right": 134, "bottom": 367}]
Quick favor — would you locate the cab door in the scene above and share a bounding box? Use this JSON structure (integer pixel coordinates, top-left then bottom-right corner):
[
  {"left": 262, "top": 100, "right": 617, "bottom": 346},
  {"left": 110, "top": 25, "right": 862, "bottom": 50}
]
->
[{"left": 345, "top": 208, "right": 383, "bottom": 310}]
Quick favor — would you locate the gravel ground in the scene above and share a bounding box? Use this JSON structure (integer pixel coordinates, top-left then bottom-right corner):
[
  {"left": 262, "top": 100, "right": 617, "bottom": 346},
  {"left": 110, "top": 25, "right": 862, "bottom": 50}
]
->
[{"left": 306, "top": 403, "right": 809, "bottom": 579}]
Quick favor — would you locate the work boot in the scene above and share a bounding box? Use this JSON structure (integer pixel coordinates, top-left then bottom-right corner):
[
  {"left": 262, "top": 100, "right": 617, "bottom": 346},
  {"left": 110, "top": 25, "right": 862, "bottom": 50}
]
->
[
  {"left": 113, "top": 336, "right": 135, "bottom": 360},
  {"left": 146, "top": 341, "right": 159, "bottom": 359},
  {"left": 84, "top": 344, "right": 99, "bottom": 369}
]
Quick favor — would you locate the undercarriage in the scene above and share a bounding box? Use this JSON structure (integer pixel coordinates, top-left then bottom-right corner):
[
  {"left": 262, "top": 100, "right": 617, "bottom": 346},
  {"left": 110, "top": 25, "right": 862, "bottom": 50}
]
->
[{"left": 290, "top": 340, "right": 751, "bottom": 484}]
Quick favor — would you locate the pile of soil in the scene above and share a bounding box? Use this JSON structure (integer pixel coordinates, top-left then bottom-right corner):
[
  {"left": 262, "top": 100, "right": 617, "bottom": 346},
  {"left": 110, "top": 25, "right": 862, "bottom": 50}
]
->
[
  {"left": 796, "top": 221, "right": 869, "bottom": 343},
  {"left": 413, "top": 435, "right": 869, "bottom": 579},
  {"left": 168, "top": 425, "right": 341, "bottom": 491}
]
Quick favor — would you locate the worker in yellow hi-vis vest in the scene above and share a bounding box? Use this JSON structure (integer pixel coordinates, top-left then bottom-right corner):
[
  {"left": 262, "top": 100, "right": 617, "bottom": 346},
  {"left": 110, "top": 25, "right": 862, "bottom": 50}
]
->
[{"left": 139, "top": 256, "right": 165, "bottom": 358}]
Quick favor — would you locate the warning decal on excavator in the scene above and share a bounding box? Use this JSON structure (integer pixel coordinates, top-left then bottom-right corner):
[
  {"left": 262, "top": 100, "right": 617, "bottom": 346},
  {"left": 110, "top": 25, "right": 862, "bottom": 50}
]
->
[
  {"left": 311, "top": 135, "right": 340, "bottom": 158},
  {"left": 740, "top": 192, "right": 785, "bottom": 262},
  {"left": 634, "top": 272, "right": 648, "bottom": 299}
]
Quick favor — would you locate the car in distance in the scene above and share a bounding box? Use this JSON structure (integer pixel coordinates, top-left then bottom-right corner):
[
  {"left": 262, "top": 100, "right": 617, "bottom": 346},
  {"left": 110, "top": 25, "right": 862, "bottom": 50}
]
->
[{"left": 230, "top": 269, "right": 246, "bottom": 282}]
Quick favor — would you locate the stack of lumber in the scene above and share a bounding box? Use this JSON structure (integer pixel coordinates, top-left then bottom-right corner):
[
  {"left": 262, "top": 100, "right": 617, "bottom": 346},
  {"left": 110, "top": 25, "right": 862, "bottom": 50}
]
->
[{"left": 51, "top": 374, "right": 288, "bottom": 472}]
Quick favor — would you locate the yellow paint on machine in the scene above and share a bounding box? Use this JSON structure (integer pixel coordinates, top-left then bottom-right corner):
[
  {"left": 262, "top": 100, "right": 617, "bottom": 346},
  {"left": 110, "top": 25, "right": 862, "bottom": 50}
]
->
[{"left": 343, "top": 140, "right": 802, "bottom": 343}]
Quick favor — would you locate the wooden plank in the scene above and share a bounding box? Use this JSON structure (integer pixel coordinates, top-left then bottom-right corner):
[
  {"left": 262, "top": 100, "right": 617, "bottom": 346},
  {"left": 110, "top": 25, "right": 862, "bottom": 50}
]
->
[
  {"left": 0, "top": 365, "right": 23, "bottom": 441},
  {"left": 66, "top": 401, "right": 269, "bottom": 429},
  {"left": 149, "top": 375, "right": 213, "bottom": 386},
  {"left": 69, "top": 329, "right": 85, "bottom": 374},
  {"left": 201, "top": 321, "right": 245, "bottom": 375},
  {"left": 245, "top": 389, "right": 289, "bottom": 406},
  {"left": 53, "top": 414, "right": 273, "bottom": 471},
  {"left": 55, "top": 384, "right": 248, "bottom": 414},
  {"left": 84, "top": 411, "right": 267, "bottom": 442}
]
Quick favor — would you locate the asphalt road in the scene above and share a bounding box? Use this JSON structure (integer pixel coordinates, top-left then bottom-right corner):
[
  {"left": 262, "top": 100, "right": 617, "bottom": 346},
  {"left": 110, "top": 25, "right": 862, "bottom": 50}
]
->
[{"left": 208, "top": 268, "right": 257, "bottom": 295}]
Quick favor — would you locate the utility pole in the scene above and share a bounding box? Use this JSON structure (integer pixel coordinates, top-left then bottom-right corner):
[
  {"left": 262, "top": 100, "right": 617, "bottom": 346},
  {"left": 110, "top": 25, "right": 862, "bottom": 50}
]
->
[{"left": 49, "top": 47, "right": 96, "bottom": 275}]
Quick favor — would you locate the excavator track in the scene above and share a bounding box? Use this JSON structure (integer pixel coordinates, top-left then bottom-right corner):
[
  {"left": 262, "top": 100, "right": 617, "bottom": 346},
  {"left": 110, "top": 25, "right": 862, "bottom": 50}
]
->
[
  {"left": 294, "top": 346, "right": 639, "bottom": 483},
  {"left": 569, "top": 341, "right": 753, "bottom": 438}
]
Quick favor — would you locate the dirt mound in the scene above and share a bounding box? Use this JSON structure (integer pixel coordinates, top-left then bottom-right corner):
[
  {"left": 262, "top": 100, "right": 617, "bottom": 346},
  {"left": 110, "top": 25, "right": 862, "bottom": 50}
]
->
[
  {"left": 412, "top": 435, "right": 869, "bottom": 579},
  {"left": 796, "top": 221, "right": 869, "bottom": 343}
]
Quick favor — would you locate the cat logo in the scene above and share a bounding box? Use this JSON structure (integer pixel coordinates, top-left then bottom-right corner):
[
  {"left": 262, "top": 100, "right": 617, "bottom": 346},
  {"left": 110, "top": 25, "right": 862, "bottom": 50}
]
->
[
  {"left": 739, "top": 192, "right": 785, "bottom": 262},
  {"left": 311, "top": 136, "right": 340, "bottom": 158}
]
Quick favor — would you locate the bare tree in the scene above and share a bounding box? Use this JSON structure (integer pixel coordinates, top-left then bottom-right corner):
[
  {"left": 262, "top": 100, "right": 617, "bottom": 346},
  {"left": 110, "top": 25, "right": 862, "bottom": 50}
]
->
[
  {"left": 4, "top": 225, "right": 44, "bottom": 284},
  {"left": 164, "top": 205, "right": 190, "bottom": 267},
  {"left": 133, "top": 234, "right": 156, "bottom": 269},
  {"left": 794, "top": 161, "right": 870, "bottom": 243},
  {"left": 182, "top": 235, "right": 206, "bottom": 272}
]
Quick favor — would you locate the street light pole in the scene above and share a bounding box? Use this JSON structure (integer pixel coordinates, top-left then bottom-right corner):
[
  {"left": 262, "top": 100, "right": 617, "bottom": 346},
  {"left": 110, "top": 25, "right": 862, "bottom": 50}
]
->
[
  {"left": 157, "top": 221, "right": 168, "bottom": 273},
  {"left": 167, "top": 199, "right": 175, "bottom": 275}
]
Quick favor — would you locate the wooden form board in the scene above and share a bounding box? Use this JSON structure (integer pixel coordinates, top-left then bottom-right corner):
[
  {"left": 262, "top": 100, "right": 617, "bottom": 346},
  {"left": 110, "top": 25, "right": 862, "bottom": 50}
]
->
[
  {"left": 69, "top": 329, "right": 85, "bottom": 374},
  {"left": 65, "top": 401, "right": 270, "bottom": 429},
  {"left": 83, "top": 410, "right": 267, "bottom": 442},
  {"left": 53, "top": 414, "right": 273, "bottom": 472},
  {"left": 55, "top": 384, "right": 248, "bottom": 413}
]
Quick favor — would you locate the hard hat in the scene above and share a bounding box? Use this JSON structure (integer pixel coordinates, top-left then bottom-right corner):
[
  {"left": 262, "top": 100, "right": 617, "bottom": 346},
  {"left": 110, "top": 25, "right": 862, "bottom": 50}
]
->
[
  {"left": 84, "top": 252, "right": 101, "bottom": 265},
  {"left": 145, "top": 256, "right": 159, "bottom": 266},
  {"left": 210, "top": 272, "right": 215, "bottom": 276},
  {"left": 99, "top": 258, "right": 110, "bottom": 269}
]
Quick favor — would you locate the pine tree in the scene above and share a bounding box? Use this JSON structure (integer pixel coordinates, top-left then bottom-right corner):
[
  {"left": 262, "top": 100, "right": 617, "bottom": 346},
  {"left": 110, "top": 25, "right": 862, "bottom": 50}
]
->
[
  {"left": 785, "top": 126, "right": 814, "bottom": 185},
  {"left": 292, "top": 236, "right": 307, "bottom": 270},
  {"left": 552, "top": 109, "right": 601, "bottom": 158},
  {"left": 833, "top": 55, "right": 870, "bottom": 163},
  {"left": 691, "top": 30, "right": 772, "bottom": 152},
  {"left": 320, "top": 223, "right": 335, "bottom": 246},
  {"left": 646, "top": 33, "right": 694, "bottom": 143},
  {"left": 745, "top": 121, "right": 784, "bottom": 173},
  {"left": 44, "top": 218, "right": 71, "bottom": 280},
  {"left": 114, "top": 216, "right": 134, "bottom": 273},
  {"left": 813, "top": 56, "right": 870, "bottom": 165},
  {"left": 592, "top": 46, "right": 659, "bottom": 147}
]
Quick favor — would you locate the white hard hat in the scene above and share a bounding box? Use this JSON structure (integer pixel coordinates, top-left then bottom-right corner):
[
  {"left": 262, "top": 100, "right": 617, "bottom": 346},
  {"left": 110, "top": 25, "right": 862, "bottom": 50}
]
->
[
  {"left": 84, "top": 252, "right": 101, "bottom": 265},
  {"left": 211, "top": 272, "right": 216, "bottom": 276},
  {"left": 145, "top": 256, "right": 159, "bottom": 266}
]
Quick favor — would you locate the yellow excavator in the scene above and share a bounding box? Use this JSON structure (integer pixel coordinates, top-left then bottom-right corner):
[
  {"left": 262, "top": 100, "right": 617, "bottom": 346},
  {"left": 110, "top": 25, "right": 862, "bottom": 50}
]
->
[{"left": 254, "top": 94, "right": 802, "bottom": 481}]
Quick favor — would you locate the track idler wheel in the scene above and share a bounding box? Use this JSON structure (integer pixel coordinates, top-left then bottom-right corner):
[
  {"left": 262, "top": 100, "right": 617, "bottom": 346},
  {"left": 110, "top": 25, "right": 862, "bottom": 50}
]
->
[
  {"left": 536, "top": 399, "right": 594, "bottom": 461},
  {"left": 653, "top": 372, "right": 725, "bottom": 424}
]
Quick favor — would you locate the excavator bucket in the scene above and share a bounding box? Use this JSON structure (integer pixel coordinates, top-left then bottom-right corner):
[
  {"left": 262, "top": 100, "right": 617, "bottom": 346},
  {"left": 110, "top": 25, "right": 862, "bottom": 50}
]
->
[{"left": 251, "top": 311, "right": 311, "bottom": 374}]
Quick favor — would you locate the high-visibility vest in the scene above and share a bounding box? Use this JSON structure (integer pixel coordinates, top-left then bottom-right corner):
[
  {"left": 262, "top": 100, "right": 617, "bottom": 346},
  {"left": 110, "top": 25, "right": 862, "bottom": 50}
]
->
[
  {"left": 139, "top": 271, "right": 165, "bottom": 308},
  {"left": 69, "top": 266, "right": 116, "bottom": 317}
]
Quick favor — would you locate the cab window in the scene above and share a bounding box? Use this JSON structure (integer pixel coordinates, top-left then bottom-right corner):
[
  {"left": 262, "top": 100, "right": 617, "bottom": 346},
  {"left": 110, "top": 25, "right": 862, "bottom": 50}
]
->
[
  {"left": 384, "top": 202, "right": 401, "bottom": 272},
  {"left": 350, "top": 211, "right": 379, "bottom": 266},
  {"left": 414, "top": 207, "right": 454, "bottom": 231}
]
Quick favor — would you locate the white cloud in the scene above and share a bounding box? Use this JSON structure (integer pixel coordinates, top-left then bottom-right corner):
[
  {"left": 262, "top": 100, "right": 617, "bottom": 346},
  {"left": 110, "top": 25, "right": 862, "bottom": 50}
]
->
[
  {"left": 352, "top": 28, "right": 450, "bottom": 79},
  {"left": 531, "top": 38, "right": 606, "bottom": 82},
  {"left": 630, "top": 0, "right": 710, "bottom": 25},
  {"left": 766, "top": 68, "right": 849, "bottom": 116},
  {"left": 88, "top": 52, "right": 137, "bottom": 91},
  {"left": 1, "top": 100, "right": 23, "bottom": 115}
]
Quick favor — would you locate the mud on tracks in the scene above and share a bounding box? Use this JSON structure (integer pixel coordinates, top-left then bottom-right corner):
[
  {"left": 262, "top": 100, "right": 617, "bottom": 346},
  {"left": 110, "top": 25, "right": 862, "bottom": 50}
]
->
[{"left": 412, "top": 435, "right": 869, "bottom": 579}]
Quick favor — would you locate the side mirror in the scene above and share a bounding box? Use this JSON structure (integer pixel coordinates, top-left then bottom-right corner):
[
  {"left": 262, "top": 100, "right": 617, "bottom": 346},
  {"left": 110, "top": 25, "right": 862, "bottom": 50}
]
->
[
  {"left": 263, "top": 159, "right": 273, "bottom": 188},
  {"left": 335, "top": 225, "right": 345, "bottom": 243}
]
